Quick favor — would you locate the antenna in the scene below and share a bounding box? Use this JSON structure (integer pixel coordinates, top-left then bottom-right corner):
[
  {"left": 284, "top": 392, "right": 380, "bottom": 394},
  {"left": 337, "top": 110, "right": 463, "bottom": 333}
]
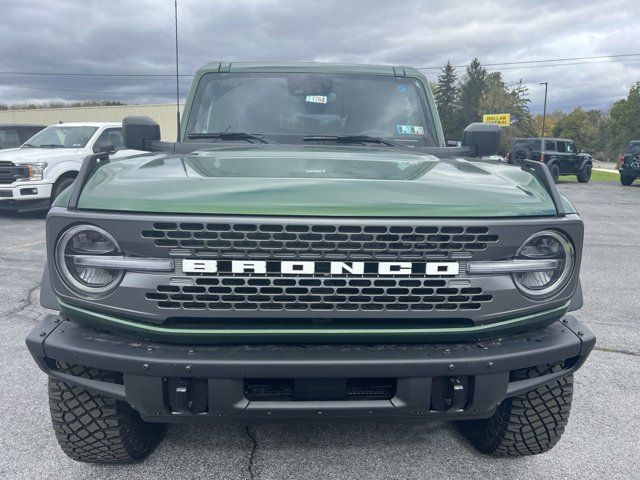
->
[{"left": 174, "top": 0, "right": 180, "bottom": 141}]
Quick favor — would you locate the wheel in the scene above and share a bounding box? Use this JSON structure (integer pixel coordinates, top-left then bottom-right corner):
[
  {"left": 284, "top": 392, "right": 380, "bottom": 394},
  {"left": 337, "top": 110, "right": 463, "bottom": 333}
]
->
[
  {"left": 548, "top": 164, "right": 560, "bottom": 183},
  {"left": 620, "top": 175, "right": 635, "bottom": 186},
  {"left": 50, "top": 175, "right": 76, "bottom": 205},
  {"left": 48, "top": 363, "right": 166, "bottom": 464},
  {"left": 577, "top": 166, "right": 591, "bottom": 183},
  {"left": 512, "top": 150, "right": 528, "bottom": 165},
  {"left": 459, "top": 364, "right": 573, "bottom": 456}
]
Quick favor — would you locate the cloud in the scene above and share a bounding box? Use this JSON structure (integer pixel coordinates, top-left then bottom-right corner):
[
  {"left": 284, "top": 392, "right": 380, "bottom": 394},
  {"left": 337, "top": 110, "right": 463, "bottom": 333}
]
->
[{"left": 0, "top": 0, "right": 638, "bottom": 112}]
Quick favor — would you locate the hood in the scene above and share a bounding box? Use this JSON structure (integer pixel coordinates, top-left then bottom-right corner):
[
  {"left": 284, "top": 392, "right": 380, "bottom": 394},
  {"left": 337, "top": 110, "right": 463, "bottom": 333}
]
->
[
  {"left": 70, "top": 145, "right": 559, "bottom": 217},
  {"left": 0, "top": 147, "right": 82, "bottom": 163}
]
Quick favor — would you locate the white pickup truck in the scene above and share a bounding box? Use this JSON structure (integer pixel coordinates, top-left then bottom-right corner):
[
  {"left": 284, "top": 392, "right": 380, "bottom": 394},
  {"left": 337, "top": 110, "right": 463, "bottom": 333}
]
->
[{"left": 0, "top": 122, "right": 142, "bottom": 211}]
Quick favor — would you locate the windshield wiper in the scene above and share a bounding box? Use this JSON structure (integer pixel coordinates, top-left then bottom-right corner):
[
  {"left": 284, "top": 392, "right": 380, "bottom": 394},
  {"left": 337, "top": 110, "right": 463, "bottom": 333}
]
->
[
  {"left": 302, "top": 135, "right": 404, "bottom": 148},
  {"left": 186, "top": 132, "right": 272, "bottom": 144},
  {"left": 26, "top": 144, "right": 64, "bottom": 148}
]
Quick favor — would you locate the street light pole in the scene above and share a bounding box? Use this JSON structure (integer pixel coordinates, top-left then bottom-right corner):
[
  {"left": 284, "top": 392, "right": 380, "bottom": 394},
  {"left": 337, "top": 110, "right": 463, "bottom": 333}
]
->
[
  {"left": 174, "top": 0, "right": 180, "bottom": 141},
  {"left": 539, "top": 82, "right": 548, "bottom": 138}
]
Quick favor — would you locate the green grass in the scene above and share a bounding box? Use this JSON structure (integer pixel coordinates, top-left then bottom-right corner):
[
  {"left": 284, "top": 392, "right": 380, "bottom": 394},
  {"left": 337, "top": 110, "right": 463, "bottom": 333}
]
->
[{"left": 559, "top": 170, "right": 619, "bottom": 183}]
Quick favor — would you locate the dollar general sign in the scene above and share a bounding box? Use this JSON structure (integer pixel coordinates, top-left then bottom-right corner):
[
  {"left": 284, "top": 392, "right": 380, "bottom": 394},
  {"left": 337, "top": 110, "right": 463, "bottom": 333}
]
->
[{"left": 482, "top": 114, "right": 511, "bottom": 127}]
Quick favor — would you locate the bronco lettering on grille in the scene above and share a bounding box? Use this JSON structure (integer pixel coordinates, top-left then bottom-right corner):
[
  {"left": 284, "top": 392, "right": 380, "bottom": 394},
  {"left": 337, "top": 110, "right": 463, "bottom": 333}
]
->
[{"left": 182, "top": 259, "right": 460, "bottom": 276}]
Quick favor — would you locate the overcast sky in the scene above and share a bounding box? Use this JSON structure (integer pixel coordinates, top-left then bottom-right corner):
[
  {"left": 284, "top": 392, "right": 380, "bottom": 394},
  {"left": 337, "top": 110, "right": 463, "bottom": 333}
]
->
[{"left": 1, "top": 0, "right": 639, "bottom": 113}]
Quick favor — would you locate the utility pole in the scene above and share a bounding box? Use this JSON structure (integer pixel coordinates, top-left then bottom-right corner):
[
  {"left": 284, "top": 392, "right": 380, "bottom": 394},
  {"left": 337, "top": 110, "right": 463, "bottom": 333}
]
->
[
  {"left": 174, "top": 0, "right": 180, "bottom": 141},
  {"left": 539, "top": 82, "right": 548, "bottom": 138}
]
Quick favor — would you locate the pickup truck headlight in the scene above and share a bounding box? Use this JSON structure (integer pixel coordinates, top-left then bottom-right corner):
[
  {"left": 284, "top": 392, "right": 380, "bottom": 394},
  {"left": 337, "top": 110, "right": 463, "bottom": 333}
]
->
[
  {"left": 55, "top": 225, "right": 124, "bottom": 296},
  {"left": 512, "top": 230, "right": 575, "bottom": 298},
  {"left": 16, "top": 162, "right": 47, "bottom": 181}
]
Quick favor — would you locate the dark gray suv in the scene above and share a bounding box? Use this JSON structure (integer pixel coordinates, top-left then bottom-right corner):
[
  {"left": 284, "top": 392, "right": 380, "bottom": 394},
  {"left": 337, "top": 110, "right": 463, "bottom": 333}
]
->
[{"left": 507, "top": 138, "right": 593, "bottom": 183}]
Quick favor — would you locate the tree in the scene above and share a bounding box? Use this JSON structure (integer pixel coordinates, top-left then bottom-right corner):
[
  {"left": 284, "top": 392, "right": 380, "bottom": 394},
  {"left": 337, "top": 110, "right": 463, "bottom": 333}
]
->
[
  {"left": 553, "top": 108, "right": 612, "bottom": 160},
  {"left": 533, "top": 111, "right": 565, "bottom": 138},
  {"left": 477, "top": 73, "right": 535, "bottom": 153},
  {"left": 457, "top": 58, "right": 487, "bottom": 131},
  {"left": 609, "top": 83, "right": 640, "bottom": 152},
  {"left": 433, "top": 61, "right": 459, "bottom": 140}
]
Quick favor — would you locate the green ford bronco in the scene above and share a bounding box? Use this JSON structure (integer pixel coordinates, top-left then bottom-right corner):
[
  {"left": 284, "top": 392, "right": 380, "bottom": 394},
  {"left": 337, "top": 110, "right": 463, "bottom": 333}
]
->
[{"left": 27, "top": 62, "right": 594, "bottom": 463}]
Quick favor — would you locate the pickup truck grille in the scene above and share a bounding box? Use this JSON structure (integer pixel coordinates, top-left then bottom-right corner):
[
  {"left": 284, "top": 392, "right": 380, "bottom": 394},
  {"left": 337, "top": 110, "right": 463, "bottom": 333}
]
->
[
  {"left": 0, "top": 162, "right": 28, "bottom": 185},
  {"left": 142, "top": 222, "right": 499, "bottom": 260},
  {"left": 146, "top": 276, "right": 493, "bottom": 313}
]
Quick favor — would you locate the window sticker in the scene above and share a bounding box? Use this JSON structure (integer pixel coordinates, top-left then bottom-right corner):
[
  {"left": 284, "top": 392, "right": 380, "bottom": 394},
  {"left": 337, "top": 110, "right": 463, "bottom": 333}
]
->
[
  {"left": 396, "top": 84, "right": 407, "bottom": 93},
  {"left": 305, "top": 95, "right": 328, "bottom": 104},
  {"left": 397, "top": 125, "right": 425, "bottom": 135}
]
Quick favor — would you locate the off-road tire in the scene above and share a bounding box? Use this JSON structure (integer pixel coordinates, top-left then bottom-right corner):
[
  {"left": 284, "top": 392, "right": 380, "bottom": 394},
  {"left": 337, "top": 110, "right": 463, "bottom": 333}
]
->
[
  {"left": 50, "top": 175, "right": 76, "bottom": 205},
  {"left": 512, "top": 149, "right": 528, "bottom": 165},
  {"left": 48, "top": 362, "right": 166, "bottom": 464},
  {"left": 548, "top": 164, "right": 560, "bottom": 183},
  {"left": 459, "top": 365, "right": 573, "bottom": 456},
  {"left": 620, "top": 175, "right": 635, "bottom": 186},
  {"left": 577, "top": 166, "right": 591, "bottom": 183}
]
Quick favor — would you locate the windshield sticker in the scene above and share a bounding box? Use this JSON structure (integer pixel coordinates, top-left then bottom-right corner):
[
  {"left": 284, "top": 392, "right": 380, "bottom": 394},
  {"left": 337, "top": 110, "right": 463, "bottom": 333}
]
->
[
  {"left": 397, "top": 125, "right": 425, "bottom": 135},
  {"left": 396, "top": 84, "right": 407, "bottom": 93},
  {"left": 305, "top": 95, "right": 328, "bottom": 104}
]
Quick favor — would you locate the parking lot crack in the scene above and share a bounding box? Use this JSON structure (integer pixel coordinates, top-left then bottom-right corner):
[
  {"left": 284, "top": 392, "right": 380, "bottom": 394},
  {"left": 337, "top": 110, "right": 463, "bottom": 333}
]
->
[
  {"left": 594, "top": 346, "right": 640, "bottom": 357},
  {"left": 6, "top": 283, "right": 40, "bottom": 318},
  {"left": 244, "top": 425, "right": 259, "bottom": 480}
]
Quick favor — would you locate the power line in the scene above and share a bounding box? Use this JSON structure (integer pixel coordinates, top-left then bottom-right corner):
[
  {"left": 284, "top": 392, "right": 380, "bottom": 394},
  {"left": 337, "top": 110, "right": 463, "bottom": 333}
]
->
[
  {"left": 418, "top": 53, "right": 640, "bottom": 71},
  {"left": 0, "top": 71, "right": 194, "bottom": 77},
  {"left": 486, "top": 58, "right": 640, "bottom": 71},
  {"left": 1, "top": 84, "right": 178, "bottom": 96},
  {"left": 0, "top": 53, "right": 639, "bottom": 78}
]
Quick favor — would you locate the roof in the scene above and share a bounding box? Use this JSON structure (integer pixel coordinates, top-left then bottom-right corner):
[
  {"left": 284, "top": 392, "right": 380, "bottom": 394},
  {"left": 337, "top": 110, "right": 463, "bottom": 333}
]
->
[
  {"left": 0, "top": 123, "right": 45, "bottom": 128},
  {"left": 513, "top": 137, "right": 574, "bottom": 142},
  {"left": 196, "top": 61, "right": 420, "bottom": 77},
  {"left": 43, "top": 122, "right": 122, "bottom": 128}
]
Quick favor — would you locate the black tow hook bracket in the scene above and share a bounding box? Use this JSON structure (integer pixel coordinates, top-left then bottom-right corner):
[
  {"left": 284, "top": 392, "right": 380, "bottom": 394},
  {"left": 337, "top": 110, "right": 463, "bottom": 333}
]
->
[
  {"left": 174, "top": 381, "right": 192, "bottom": 415},
  {"left": 167, "top": 378, "right": 208, "bottom": 415},
  {"left": 447, "top": 378, "right": 466, "bottom": 412}
]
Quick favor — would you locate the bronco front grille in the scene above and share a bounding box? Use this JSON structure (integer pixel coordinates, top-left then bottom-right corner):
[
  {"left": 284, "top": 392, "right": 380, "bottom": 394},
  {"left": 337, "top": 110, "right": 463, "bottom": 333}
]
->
[
  {"left": 141, "top": 222, "right": 499, "bottom": 260},
  {"left": 146, "top": 276, "right": 493, "bottom": 312}
]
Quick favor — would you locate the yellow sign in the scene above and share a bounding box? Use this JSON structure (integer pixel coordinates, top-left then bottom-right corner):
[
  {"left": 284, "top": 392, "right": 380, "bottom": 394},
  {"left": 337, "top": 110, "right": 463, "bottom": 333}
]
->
[{"left": 482, "top": 113, "right": 511, "bottom": 127}]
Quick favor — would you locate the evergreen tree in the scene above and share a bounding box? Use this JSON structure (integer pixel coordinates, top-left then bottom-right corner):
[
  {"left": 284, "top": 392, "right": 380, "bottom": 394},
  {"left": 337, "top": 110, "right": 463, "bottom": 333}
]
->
[
  {"left": 457, "top": 58, "right": 487, "bottom": 131},
  {"left": 433, "top": 61, "right": 459, "bottom": 140}
]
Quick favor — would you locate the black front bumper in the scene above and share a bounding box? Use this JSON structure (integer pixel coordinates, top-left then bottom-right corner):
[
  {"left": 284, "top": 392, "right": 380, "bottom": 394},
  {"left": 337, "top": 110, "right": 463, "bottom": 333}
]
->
[
  {"left": 27, "top": 314, "right": 595, "bottom": 422},
  {"left": 620, "top": 163, "right": 640, "bottom": 179},
  {"left": 0, "top": 197, "right": 49, "bottom": 212}
]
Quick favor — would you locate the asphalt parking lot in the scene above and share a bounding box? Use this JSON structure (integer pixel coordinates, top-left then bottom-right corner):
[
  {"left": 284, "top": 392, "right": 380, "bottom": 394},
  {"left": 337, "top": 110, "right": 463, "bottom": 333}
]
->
[{"left": 0, "top": 182, "right": 638, "bottom": 480}]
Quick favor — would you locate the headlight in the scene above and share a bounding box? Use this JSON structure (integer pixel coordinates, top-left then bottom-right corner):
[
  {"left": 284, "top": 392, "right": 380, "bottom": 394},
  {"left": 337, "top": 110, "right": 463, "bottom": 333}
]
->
[
  {"left": 55, "top": 225, "right": 124, "bottom": 296},
  {"left": 17, "top": 162, "right": 47, "bottom": 181},
  {"left": 512, "top": 230, "right": 574, "bottom": 298}
]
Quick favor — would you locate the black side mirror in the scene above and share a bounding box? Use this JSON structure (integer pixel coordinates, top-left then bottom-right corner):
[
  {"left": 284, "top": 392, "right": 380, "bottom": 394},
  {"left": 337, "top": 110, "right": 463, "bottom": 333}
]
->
[
  {"left": 462, "top": 123, "right": 501, "bottom": 157},
  {"left": 95, "top": 142, "right": 115, "bottom": 154},
  {"left": 123, "top": 116, "right": 161, "bottom": 150}
]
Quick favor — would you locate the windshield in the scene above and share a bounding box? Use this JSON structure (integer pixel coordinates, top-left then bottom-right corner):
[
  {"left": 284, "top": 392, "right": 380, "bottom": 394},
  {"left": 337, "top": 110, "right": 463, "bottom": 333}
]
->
[
  {"left": 627, "top": 142, "right": 640, "bottom": 154},
  {"left": 24, "top": 125, "right": 98, "bottom": 148},
  {"left": 185, "top": 73, "right": 438, "bottom": 147}
]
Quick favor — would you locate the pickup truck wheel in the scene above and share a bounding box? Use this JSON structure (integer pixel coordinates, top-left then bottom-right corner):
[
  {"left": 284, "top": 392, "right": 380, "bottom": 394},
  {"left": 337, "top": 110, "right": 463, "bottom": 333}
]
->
[
  {"left": 459, "top": 364, "right": 573, "bottom": 456},
  {"left": 548, "top": 164, "right": 560, "bottom": 183},
  {"left": 50, "top": 175, "right": 76, "bottom": 205},
  {"left": 577, "top": 166, "right": 592, "bottom": 183},
  {"left": 48, "top": 362, "right": 166, "bottom": 464},
  {"left": 620, "top": 175, "right": 635, "bottom": 186}
]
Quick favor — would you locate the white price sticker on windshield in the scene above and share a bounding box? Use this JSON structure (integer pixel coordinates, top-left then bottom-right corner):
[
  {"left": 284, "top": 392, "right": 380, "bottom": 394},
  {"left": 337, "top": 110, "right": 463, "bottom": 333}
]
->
[{"left": 305, "top": 95, "right": 328, "bottom": 104}]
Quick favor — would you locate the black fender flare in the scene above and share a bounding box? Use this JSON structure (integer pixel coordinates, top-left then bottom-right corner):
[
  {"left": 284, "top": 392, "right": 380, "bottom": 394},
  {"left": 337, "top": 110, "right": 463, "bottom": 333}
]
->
[
  {"left": 39, "top": 263, "right": 59, "bottom": 310},
  {"left": 578, "top": 156, "right": 593, "bottom": 171}
]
